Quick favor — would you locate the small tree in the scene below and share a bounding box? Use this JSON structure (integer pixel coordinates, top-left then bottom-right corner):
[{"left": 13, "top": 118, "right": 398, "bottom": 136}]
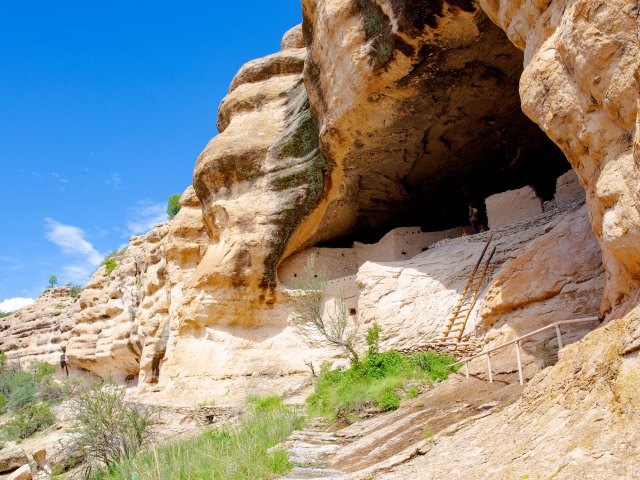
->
[
  {"left": 292, "top": 256, "right": 360, "bottom": 364},
  {"left": 48, "top": 275, "right": 58, "bottom": 288},
  {"left": 167, "top": 193, "right": 181, "bottom": 219},
  {"left": 70, "top": 381, "right": 154, "bottom": 477}
]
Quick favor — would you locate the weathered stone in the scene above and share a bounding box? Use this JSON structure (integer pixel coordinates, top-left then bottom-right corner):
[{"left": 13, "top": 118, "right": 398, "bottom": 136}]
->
[
  {"left": 0, "top": 445, "right": 28, "bottom": 474},
  {"left": 281, "top": 24, "right": 305, "bottom": 50},
  {"left": 485, "top": 186, "right": 543, "bottom": 229},
  {"left": 479, "top": 0, "right": 640, "bottom": 314},
  {"left": 6, "top": 465, "right": 31, "bottom": 480}
]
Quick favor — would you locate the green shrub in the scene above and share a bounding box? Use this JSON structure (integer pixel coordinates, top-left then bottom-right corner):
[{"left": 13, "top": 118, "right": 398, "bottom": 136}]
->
[
  {"left": 102, "top": 259, "right": 117, "bottom": 276},
  {"left": 1, "top": 404, "right": 55, "bottom": 440},
  {"left": 97, "top": 395, "right": 303, "bottom": 480},
  {"left": 68, "top": 285, "right": 82, "bottom": 298},
  {"left": 365, "top": 322, "right": 381, "bottom": 352},
  {"left": 100, "top": 248, "right": 127, "bottom": 277},
  {"left": 0, "top": 312, "right": 11, "bottom": 318},
  {"left": 378, "top": 388, "right": 401, "bottom": 411},
  {"left": 6, "top": 372, "right": 36, "bottom": 411},
  {"left": 31, "top": 361, "right": 56, "bottom": 383},
  {"left": 71, "top": 382, "right": 154, "bottom": 478},
  {"left": 306, "top": 348, "right": 457, "bottom": 422},
  {"left": 0, "top": 394, "right": 6, "bottom": 414},
  {"left": 405, "top": 385, "right": 419, "bottom": 399},
  {"left": 167, "top": 193, "right": 181, "bottom": 219}
]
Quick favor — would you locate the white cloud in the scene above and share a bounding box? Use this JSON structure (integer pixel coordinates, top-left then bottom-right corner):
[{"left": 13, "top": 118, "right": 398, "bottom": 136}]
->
[
  {"left": 126, "top": 201, "right": 167, "bottom": 236},
  {"left": 0, "top": 297, "right": 34, "bottom": 313},
  {"left": 44, "top": 218, "right": 103, "bottom": 284},
  {"left": 51, "top": 172, "right": 68, "bottom": 191},
  {"left": 106, "top": 173, "right": 121, "bottom": 189}
]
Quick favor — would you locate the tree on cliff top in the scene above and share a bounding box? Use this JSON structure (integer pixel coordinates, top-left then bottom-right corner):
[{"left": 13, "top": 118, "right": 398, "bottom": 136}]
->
[
  {"left": 48, "top": 275, "right": 58, "bottom": 288},
  {"left": 167, "top": 193, "right": 181, "bottom": 219}
]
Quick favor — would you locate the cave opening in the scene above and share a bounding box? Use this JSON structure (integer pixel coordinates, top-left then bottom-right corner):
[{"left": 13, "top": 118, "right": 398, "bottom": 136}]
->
[
  {"left": 319, "top": 130, "right": 571, "bottom": 248},
  {"left": 315, "top": 12, "right": 574, "bottom": 248}
]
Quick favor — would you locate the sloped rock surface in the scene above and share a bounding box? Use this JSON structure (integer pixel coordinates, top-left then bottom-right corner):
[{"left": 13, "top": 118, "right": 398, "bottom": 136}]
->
[{"left": 0, "top": 287, "right": 78, "bottom": 369}]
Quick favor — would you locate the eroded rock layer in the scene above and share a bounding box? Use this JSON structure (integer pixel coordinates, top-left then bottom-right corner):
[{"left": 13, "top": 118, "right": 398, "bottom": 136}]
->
[{"left": 479, "top": 0, "right": 640, "bottom": 314}]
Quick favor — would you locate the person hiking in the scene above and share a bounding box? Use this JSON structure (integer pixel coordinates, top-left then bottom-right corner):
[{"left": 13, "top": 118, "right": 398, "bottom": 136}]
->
[
  {"left": 59, "top": 347, "right": 69, "bottom": 377},
  {"left": 468, "top": 203, "right": 480, "bottom": 234}
]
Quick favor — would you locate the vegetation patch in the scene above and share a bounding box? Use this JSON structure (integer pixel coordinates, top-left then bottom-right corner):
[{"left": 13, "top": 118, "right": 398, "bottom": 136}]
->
[
  {"left": 101, "top": 247, "right": 127, "bottom": 277},
  {"left": 354, "top": 0, "right": 397, "bottom": 68},
  {"left": 68, "top": 284, "right": 83, "bottom": 298},
  {"left": 166, "top": 193, "right": 181, "bottom": 219},
  {"left": 95, "top": 395, "right": 303, "bottom": 480},
  {"left": 306, "top": 344, "right": 458, "bottom": 423},
  {"left": 0, "top": 354, "right": 59, "bottom": 440},
  {"left": 260, "top": 92, "right": 331, "bottom": 289}
]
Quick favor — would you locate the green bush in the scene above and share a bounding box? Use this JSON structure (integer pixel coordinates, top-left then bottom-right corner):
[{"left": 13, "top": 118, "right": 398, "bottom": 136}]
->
[
  {"left": 0, "top": 394, "right": 6, "bottom": 414},
  {"left": 0, "top": 311, "right": 11, "bottom": 318},
  {"left": 31, "top": 361, "right": 56, "bottom": 383},
  {"left": 100, "top": 248, "right": 127, "bottom": 277},
  {"left": 96, "top": 395, "right": 303, "bottom": 480},
  {"left": 405, "top": 385, "right": 419, "bottom": 399},
  {"left": 102, "top": 259, "right": 117, "bottom": 276},
  {"left": 306, "top": 348, "right": 457, "bottom": 422},
  {"left": 6, "top": 372, "right": 36, "bottom": 411},
  {"left": 68, "top": 284, "right": 83, "bottom": 298},
  {"left": 70, "top": 382, "right": 154, "bottom": 478},
  {"left": 167, "top": 193, "right": 181, "bottom": 219},
  {"left": 378, "top": 388, "right": 401, "bottom": 411},
  {"left": 1, "top": 404, "right": 55, "bottom": 440}
]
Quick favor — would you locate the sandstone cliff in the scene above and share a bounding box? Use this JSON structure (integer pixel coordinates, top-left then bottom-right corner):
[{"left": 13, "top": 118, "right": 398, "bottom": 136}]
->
[
  {"left": 0, "top": 4, "right": 637, "bottom": 457},
  {"left": 0, "top": 286, "right": 78, "bottom": 372}
]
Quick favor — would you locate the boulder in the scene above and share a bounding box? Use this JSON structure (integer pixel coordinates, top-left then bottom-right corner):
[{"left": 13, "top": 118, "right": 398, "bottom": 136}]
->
[
  {"left": 6, "top": 465, "right": 31, "bottom": 480},
  {"left": 0, "top": 444, "right": 28, "bottom": 474}
]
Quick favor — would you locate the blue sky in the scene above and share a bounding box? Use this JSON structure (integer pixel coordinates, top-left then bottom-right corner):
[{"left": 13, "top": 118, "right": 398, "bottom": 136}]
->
[{"left": 0, "top": 1, "right": 302, "bottom": 309}]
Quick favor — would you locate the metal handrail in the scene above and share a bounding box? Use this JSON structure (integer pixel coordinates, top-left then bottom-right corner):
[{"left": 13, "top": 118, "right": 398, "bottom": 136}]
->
[{"left": 451, "top": 316, "right": 601, "bottom": 385}]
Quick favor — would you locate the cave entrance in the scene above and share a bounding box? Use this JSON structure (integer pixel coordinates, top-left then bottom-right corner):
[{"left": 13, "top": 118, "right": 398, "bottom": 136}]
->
[{"left": 316, "top": 10, "right": 573, "bottom": 247}]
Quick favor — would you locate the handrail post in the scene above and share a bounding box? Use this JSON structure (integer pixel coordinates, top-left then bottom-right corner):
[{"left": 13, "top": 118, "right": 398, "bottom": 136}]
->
[
  {"left": 486, "top": 354, "right": 493, "bottom": 384},
  {"left": 464, "top": 361, "right": 469, "bottom": 379},
  {"left": 515, "top": 341, "right": 523, "bottom": 385},
  {"left": 555, "top": 324, "right": 564, "bottom": 350}
]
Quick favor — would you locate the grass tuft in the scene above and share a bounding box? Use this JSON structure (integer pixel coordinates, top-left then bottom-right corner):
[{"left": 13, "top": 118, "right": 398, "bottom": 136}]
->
[
  {"left": 306, "top": 350, "right": 458, "bottom": 423},
  {"left": 95, "top": 395, "right": 303, "bottom": 480}
]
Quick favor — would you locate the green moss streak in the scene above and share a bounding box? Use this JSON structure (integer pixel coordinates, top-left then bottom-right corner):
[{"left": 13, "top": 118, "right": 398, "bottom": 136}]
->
[{"left": 260, "top": 100, "right": 330, "bottom": 290}]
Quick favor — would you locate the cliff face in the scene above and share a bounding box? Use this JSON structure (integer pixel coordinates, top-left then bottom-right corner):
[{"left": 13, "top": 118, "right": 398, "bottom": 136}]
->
[
  {"left": 0, "top": 287, "right": 78, "bottom": 370},
  {"left": 65, "top": 186, "right": 210, "bottom": 383},
  {"left": 1, "top": 0, "right": 638, "bottom": 431},
  {"left": 479, "top": 0, "right": 640, "bottom": 315}
]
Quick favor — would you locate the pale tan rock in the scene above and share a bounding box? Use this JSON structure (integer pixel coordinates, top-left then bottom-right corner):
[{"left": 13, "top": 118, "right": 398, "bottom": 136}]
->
[
  {"left": 555, "top": 170, "right": 585, "bottom": 208},
  {"left": 0, "top": 287, "right": 78, "bottom": 375},
  {"left": 5, "top": 465, "right": 31, "bottom": 480},
  {"left": 357, "top": 205, "right": 603, "bottom": 352},
  {"left": 485, "top": 186, "right": 543, "bottom": 229},
  {"left": 30, "top": 449, "right": 45, "bottom": 469},
  {"left": 479, "top": 0, "right": 640, "bottom": 313},
  {"left": 301, "top": 0, "right": 558, "bottom": 243},
  {"left": 281, "top": 24, "right": 305, "bottom": 50},
  {"left": 66, "top": 185, "right": 209, "bottom": 384},
  {"left": 0, "top": 445, "right": 28, "bottom": 474}
]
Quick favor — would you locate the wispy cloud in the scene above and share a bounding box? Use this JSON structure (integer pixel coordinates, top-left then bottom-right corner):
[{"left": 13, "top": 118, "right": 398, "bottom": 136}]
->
[
  {"left": 51, "top": 172, "right": 68, "bottom": 191},
  {"left": 0, "top": 297, "right": 34, "bottom": 313},
  {"left": 44, "top": 218, "right": 103, "bottom": 283},
  {"left": 106, "top": 173, "right": 121, "bottom": 189},
  {"left": 126, "top": 201, "right": 167, "bottom": 236}
]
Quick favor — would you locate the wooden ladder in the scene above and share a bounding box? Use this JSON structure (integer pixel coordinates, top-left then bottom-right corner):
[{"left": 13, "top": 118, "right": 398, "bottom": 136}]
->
[{"left": 440, "top": 235, "right": 496, "bottom": 343}]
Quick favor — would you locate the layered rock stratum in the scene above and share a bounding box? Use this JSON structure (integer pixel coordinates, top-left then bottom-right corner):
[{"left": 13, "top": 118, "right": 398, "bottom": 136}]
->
[{"left": 1, "top": 0, "right": 640, "bottom": 476}]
